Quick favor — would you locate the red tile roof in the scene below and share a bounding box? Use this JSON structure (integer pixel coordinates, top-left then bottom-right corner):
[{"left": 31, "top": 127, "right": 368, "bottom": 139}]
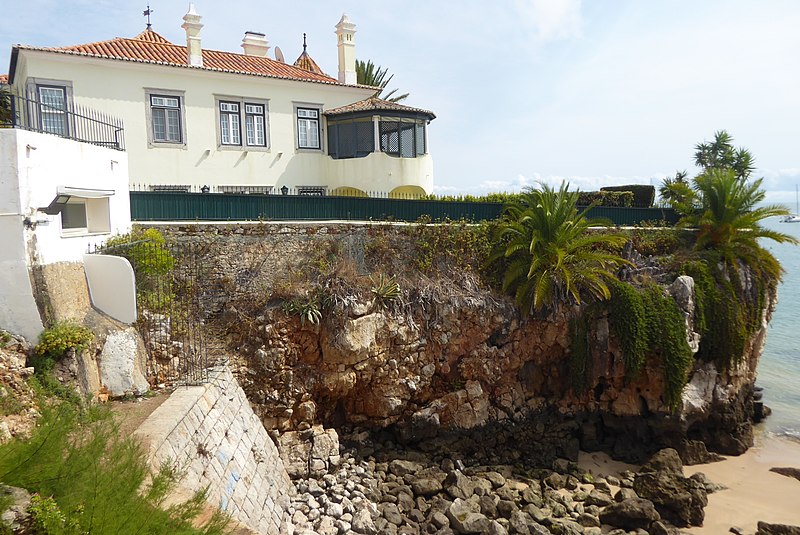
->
[
  {"left": 15, "top": 29, "right": 373, "bottom": 88},
  {"left": 293, "top": 51, "right": 324, "bottom": 75},
  {"left": 325, "top": 96, "right": 436, "bottom": 120}
]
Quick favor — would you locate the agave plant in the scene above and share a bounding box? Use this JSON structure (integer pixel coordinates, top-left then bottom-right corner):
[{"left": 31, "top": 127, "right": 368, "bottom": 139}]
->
[
  {"left": 490, "top": 182, "right": 630, "bottom": 315},
  {"left": 370, "top": 273, "right": 401, "bottom": 310}
]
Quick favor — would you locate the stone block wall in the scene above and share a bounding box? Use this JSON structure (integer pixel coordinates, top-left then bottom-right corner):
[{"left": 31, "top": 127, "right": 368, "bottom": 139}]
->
[{"left": 135, "top": 366, "right": 293, "bottom": 534}]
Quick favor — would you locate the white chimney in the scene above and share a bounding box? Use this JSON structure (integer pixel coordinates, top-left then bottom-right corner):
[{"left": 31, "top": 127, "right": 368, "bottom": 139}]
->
[
  {"left": 182, "top": 3, "right": 203, "bottom": 67},
  {"left": 335, "top": 14, "right": 356, "bottom": 84},
  {"left": 241, "top": 31, "right": 270, "bottom": 57}
]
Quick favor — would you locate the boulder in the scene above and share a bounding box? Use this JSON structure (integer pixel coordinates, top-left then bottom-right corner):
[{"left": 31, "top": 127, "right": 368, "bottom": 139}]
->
[
  {"left": 634, "top": 470, "right": 707, "bottom": 527},
  {"left": 757, "top": 523, "right": 800, "bottom": 535},
  {"left": 769, "top": 467, "right": 800, "bottom": 482},
  {"left": 444, "top": 470, "right": 475, "bottom": 500},
  {"left": 639, "top": 448, "right": 684, "bottom": 475},
  {"left": 98, "top": 327, "right": 149, "bottom": 396},
  {"left": 599, "top": 497, "right": 661, "bottom": 530},
  {"left": 446, "top": 498, "right": 491, "bottom": 534}
]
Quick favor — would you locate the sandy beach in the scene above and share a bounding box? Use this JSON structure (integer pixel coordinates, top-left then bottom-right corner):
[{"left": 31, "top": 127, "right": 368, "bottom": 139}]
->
[
  {"left": 683, "top": 432, "right": 800, "bottom": 534},
  {"left": 578, "top": 431, "right": 800, "bottom": 534}
]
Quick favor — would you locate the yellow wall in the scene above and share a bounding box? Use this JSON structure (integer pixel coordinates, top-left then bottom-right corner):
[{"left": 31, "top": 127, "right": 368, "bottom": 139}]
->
[{"left": 15, "top": 51, "right": 434, "bottom": 194}]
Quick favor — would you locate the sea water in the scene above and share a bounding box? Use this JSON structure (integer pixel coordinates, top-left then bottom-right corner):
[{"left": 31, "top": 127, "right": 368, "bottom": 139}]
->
[{"left": 757, "top": 216, "right": 800, "bottom": 439}]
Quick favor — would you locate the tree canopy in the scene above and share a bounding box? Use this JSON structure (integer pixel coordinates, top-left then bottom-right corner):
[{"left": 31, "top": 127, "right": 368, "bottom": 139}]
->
[{"left": 356, "top": 60, "right": 409, "bottom": 103}]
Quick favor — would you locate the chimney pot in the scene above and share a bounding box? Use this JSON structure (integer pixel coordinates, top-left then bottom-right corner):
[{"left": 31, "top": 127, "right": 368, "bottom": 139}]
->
[
  {"left": 182, "top": 3, "right": 204, "bottom": 67},
  {"left": 335, "top": 13, "right": 357, "bottom": 84},
  {"left": 242, "top": 31, "right": 270, "bottom": 57}
]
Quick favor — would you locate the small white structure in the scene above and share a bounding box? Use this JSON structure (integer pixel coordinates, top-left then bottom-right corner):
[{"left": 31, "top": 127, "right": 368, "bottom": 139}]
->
[
  {"left": 0, "top": 128, "right": 131, "bottom": 341},
  {"left": 5, "top": 8, "right": 435, "bottom": 197}
]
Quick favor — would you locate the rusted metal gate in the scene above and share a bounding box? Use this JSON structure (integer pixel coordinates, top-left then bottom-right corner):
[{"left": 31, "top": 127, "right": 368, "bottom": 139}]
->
[{"left": 91, "top": 240, "right": 225, "bottom": 385}]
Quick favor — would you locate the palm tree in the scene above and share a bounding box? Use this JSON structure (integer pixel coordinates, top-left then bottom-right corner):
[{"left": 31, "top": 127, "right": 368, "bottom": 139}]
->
[
  {"left": 693, "top": 130, "right": 755, "bottom": 180},
  {"left": 490, "top": 182, "right": 630, "bottom": 315},
  {"left": 659, "top": 170, "right": 696, "bottom": 214},
  {"left": 681, "top": 169, "right": 797, "bottom": 274},
  {"left": 356, "top": 60, "right": 409, "bottom": 103}
]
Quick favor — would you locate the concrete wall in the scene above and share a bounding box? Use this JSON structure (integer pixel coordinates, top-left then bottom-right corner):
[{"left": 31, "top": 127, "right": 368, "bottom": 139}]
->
[
  {"left": 135, "top": 366, "right": 293, "bottom": 535},
  {"left": 0, "top": 129, "right": 131, "bottom": 340},
  {"left": 12, "top": 51, "right": 436, "bottom": 193}
]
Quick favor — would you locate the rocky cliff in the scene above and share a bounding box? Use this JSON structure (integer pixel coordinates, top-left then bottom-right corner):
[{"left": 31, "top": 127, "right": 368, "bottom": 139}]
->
[{"left": 156, "top": 222, "right": 775, "bottom": 465}]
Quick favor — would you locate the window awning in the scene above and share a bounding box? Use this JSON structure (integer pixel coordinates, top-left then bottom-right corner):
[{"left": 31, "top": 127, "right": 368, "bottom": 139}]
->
[{"left": 40, "top": 186, "right": 115, "bottom": 215}]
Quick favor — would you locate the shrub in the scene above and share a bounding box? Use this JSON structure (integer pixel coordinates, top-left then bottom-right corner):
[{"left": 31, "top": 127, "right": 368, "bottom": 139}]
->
[
  {"left": 35, "top": 322, "right": 93, "bottom": 359},
  {"left": 601, "top": 185, "right": 656, "bottom": 208},
  {"left": 370, "top": 274, "right": 401, "bottom": 309},
  {"left": 0, "top": 402, "right": 229, "bottom": 534}
]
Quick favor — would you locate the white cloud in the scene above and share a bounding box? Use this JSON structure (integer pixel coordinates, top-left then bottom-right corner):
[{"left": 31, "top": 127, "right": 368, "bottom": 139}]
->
[{"left": 514, "top": 0, "right": 583, "bottom": 41}]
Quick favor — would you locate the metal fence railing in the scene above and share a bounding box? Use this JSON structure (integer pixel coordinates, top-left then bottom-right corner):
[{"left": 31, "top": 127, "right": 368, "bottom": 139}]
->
[
  {"left": 1, "top": 92, "right": 125, "bottom": 151},
  {"left": 129, "top": 191, "right": 681, "bottom": 225},
  {"left": 90, "top": 240, "right": 226, "bottom": 386}
]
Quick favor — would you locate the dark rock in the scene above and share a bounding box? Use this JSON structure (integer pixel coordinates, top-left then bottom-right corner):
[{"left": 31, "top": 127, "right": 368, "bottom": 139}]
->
[
  {"left": 479, "top": 495, "right": 498, "bottom": 518},
  {"left": 640, "top": 448, "right": 684, "bottom": 475},
  {"left": 756, "top": 522, "right": 800, "bottom": 535},
  {"left": 769, "top": 467, "right": 800, "bottom": 482},
  {"left": 649, "top": 520, "right": 681, "bottom": 535},
  {"left": 679, "top": 439, "right": 725, "bottom": 465},
  {"left": 413, "top": 478, "right": 444, "bottom": 497},
  {"left": 689, "top": 471, "right": 726, "bottom": 494},
  {"left": 615, "top": 487, "right": 638, "bottom": 502},
  {"left": 584, "top": 489, "right": 614, "bottom": 507},
  {"left": 496, "top": 499, "right": 517, "bottom": 519},
  {"left": 634, "top": 470, "right": 707, "bottom": 527},
  {"left": 600, "top": 497, "right": 661, "bottom": 530},
  {"left": 576, "top": 512, "right": 600, "bottom": 527},
  {"left": 444, "top": 471, "right": 475, "bottom": 500}
]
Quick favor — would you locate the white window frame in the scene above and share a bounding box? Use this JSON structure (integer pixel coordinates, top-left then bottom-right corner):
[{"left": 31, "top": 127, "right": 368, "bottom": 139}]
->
[
  {"left": 219, "top": 101, "right": 241, "bottom": 146},
  {"left": 293, "top": 103, "right": 323, "bottom": 152},
  {"left": 60, "top": 197, "right": 111, "bottom": 237},
  {"left": 144, "top": 88, "right": 187, "bottom": 149},
  {"left": 25, "top": 78, "right": 74, "bottom": 137},
  {"left": 214, "top": 96, "right": 270, "bottom": 151}
]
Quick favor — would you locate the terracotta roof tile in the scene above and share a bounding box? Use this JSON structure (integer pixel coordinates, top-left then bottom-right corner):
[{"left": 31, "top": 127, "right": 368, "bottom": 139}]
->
[
  {"left": 325, "top": 96, "right": 435, "bottom": 119},
  {"left": 293, "top": 51, "right": 324, "bottom": 75},
  {"left": 16, "top": 31, "right": 372, "bottom": 87}
]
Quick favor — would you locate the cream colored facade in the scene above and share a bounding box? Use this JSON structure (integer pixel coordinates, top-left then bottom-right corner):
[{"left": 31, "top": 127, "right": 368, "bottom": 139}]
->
[{"left": 7, "top": 14, "right": 435, "bottom": 196}]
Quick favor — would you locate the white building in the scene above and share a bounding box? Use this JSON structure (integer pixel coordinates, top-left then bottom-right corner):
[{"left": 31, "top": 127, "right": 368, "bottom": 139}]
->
[{"left": 4, "top": 7, "right": 435, "bottom": 197}]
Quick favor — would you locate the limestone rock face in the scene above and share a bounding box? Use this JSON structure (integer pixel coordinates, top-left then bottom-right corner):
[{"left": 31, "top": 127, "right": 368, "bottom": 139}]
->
[
  {"left": 98, "top": 327, "right": 149, "bottom": 397},
  {"left": 277, "top": 425, "right": 340, "bottom": 478},
  {"left": 320, "top": 313, "right": 384, "bottom": 365}
]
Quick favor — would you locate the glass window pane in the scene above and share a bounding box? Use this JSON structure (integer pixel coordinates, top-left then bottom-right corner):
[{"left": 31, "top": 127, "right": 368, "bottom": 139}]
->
[
  {"left": 166, "top": 108, "right": 180, "bottom": 142},
  {"left": 61, "top": 201, "right": 87, "bottom": 229},
  {"left": 230, "top": 114, "right": 240, "bottom": 145},
  {"left": 152, "top": 109, "right": 167, "bottom": 141}
]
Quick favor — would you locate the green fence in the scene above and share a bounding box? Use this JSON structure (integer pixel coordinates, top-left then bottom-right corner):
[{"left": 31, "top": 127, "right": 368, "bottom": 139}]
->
[{"left": 129, "top": 192, "right": 680, "bottom": 226}]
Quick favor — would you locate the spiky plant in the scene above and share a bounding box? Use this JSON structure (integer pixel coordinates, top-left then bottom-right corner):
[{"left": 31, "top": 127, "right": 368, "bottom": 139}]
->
[{"left": 490, "top": 182, "right": 630, "bottom": 315}]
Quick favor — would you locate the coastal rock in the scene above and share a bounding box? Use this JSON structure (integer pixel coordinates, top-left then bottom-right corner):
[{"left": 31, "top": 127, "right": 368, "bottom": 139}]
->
[
  {"left": 634, "top": 449, "right": 708, "bottom": 527},
  {"left": 599, "top": 497, "right": 661, "bottom": 530},
  {"left": 769, "top": 467, "right": 800, "bottom": 482},
  {"left": 446, "top": 498, "right": 491, "bottom": 533},
  {"left": 756, "top": 522, "right": 800, "bottom": 535}
]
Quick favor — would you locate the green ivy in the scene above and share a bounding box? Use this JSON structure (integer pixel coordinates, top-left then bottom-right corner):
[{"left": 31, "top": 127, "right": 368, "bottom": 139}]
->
[
  {"left": 679, "top": 255, "right": 772, "bottom": 370},
  {"left": 607, "top": 280, "right": 647, "bottom": 378},
  {"left": 641, "top": 284, "right": 693, "bottom": 410}
]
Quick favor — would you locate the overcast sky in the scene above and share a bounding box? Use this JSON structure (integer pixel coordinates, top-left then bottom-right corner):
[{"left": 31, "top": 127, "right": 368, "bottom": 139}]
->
[{"left": 2, "top": 1, "right": 799, "bottom": 203}]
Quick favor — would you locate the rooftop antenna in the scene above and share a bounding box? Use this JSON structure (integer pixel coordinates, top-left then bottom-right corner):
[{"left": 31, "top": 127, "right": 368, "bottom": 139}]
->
[{"left": 143, "top": 3, "right": 154, "bottom": 30}]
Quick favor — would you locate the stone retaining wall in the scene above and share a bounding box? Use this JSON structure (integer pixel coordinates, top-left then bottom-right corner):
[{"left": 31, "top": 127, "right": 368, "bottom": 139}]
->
[{"left": 135, "top": 366, "right": 292, "bottom": 534}]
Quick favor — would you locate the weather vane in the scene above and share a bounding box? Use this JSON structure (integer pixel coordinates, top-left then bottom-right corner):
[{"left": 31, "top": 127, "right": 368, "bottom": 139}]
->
[{"left": 143, "top": 3, "right": 154, "bottom": 30}]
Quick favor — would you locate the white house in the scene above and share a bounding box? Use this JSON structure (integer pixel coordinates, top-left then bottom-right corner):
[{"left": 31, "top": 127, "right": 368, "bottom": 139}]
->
[{"left": 4, "top": 6, "right": 435, "bottom": 197}]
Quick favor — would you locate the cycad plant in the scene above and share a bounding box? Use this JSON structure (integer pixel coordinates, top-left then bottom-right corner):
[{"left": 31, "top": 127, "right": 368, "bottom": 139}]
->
[
  {"left": 681, "top": 169, "right": 797, "bottom": 276},
  {"left": 490, "top": 182, "right": 630, "bottom": 315}
]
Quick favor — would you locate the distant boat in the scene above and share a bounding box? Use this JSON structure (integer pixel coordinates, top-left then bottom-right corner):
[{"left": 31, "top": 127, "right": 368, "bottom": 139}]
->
[{"left": 782, "top": 185, "right": 800, "bottom": 223}]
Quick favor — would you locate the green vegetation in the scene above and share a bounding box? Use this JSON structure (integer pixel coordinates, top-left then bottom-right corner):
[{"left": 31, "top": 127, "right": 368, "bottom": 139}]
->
[
  {"left": 282, "top": 294, "right": 323, "bottom": 326},
  {"left": 356, "top": 59, "right": 409, "bottom": 103},
  {"left": 370, "top": 274, "right": 401, "bottom": 309},
  {"left": 0, "top": 85, "right": 11, "bottom": 125},
  {"left": 489, "top": 183, "right": 630, "bottom": 315},
  {"left": 423, "top": 190, "right": 635, "bottom": 208},
  {"left": 104, "top": 227, "right": 176, "bottom": 313},
  {"left": 411, "top": 218, "right": 492, "bottom": 274},
  {"left": 0, "top": 402, "right": 228, "bottom": 534},
  {"left": 34, "top": 322, "right": 94, "bottom": 360},
  {"left": 600, "top": 184, "right": 655, "bottom": 208}
]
